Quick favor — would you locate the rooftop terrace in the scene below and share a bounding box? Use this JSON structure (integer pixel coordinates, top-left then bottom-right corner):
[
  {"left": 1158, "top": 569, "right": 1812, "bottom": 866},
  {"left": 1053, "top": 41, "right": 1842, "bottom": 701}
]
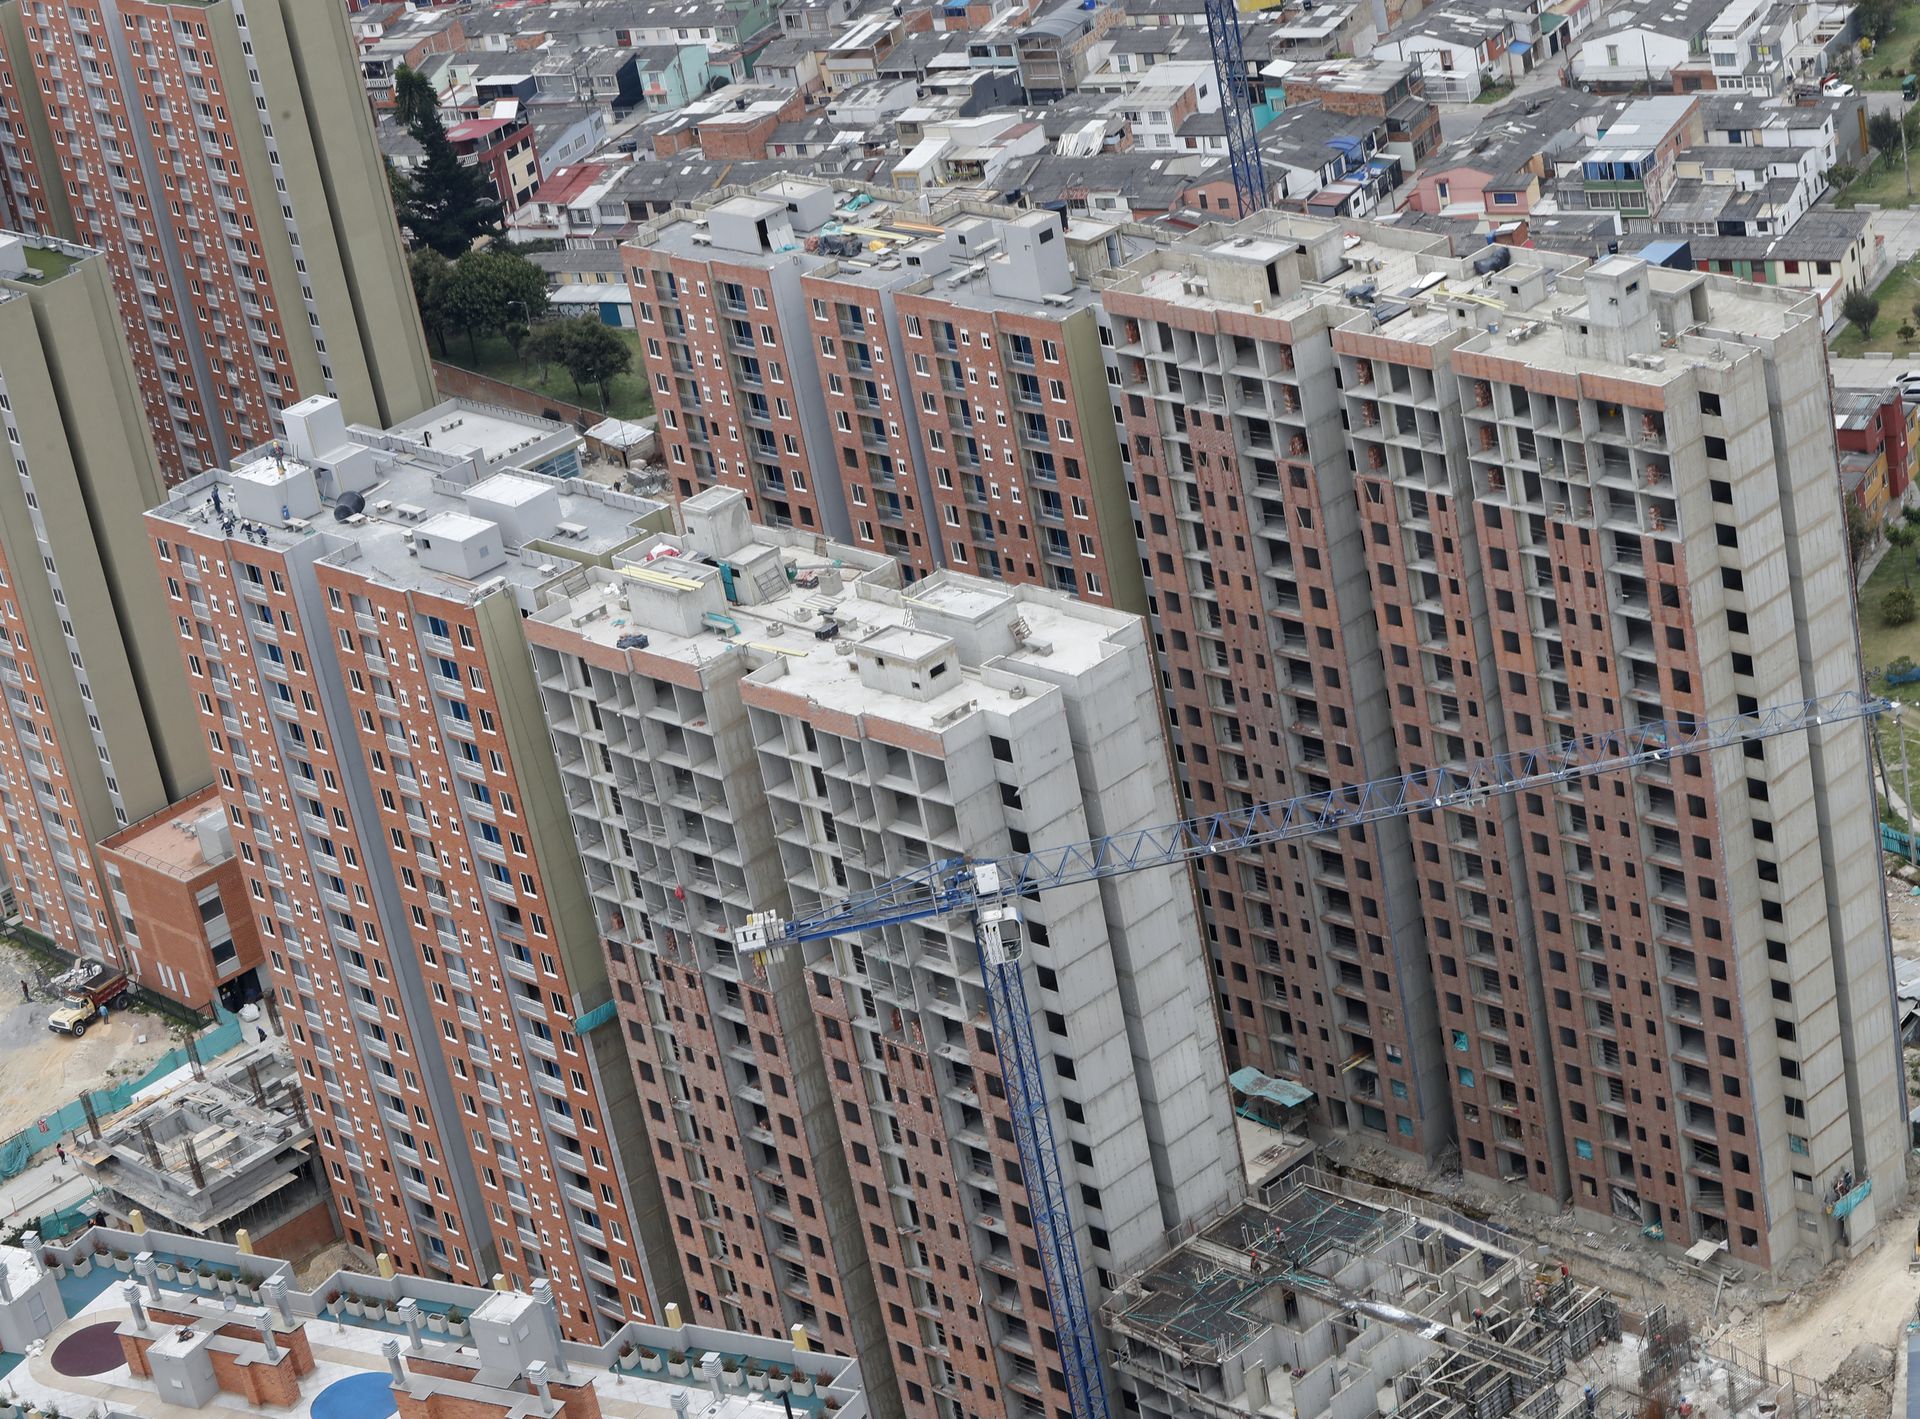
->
[
  {"left": 148, "top": 398, "right": 670, "bottom": 608},
  {"left": 0, "top": 1222, "right": 869, "bottom": 1418}
]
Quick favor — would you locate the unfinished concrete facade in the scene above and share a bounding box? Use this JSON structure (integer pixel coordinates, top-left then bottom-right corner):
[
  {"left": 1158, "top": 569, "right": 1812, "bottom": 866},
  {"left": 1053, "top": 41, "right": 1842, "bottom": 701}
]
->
[
  {"left": 1105, "top": 1179, "right": 1620, "bottom": 1419},
  {"left": 76, "top": 1043, "right": 326, "bottom": 1247},
  {"left": 527, "top": 487, "right": 1240, "bottom": 1419},
  {"left": 1098, "top": 213, "right": 1906, "bottom": 1271}
]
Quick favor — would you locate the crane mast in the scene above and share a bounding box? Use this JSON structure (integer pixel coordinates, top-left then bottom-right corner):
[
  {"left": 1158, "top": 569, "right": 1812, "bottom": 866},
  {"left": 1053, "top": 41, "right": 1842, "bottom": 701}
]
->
[{"left": 736, "top": 690, "right": 1886, "bottom": 1419}]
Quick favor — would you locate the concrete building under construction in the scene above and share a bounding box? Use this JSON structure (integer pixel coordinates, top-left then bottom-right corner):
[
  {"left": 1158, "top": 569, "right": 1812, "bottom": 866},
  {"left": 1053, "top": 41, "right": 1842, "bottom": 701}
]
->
[
  {"left": 74, "top": 1043, "right": 331, "bottom": 1258},
  {"left": 1104, "top": 1178, "right": 1619, "bottom": 1419}
]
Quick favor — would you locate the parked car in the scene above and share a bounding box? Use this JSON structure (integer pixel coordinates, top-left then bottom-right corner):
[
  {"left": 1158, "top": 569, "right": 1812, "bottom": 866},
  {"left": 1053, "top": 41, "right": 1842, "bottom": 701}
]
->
[{"left": 1824, "top": 76, "right": 1858, "bottom": 96}]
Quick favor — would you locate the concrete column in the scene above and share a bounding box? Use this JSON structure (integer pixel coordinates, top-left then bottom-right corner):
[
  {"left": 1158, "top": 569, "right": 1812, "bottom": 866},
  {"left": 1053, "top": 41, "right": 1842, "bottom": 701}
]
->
[
  {"left": 235, "top": 1229, "right": 253, "bottom": 1255},
  {"left": 259, "top": 1311, "right": 279, "bottom": 1363},
  {"left": 790, "top": 1323, "right": 810, "bottom": 1353},
  {"left": 135, "top": 1252, "right": 159, "bottom": 1303},
  {"left": 663, "top": 1301, "right": 682, "bottom": 1329},
  {"left": 492, "top": 1272, "right": 510, "bottom": 1291},
  {"left": 0, "top": 1260, "right": 12, "bottom": 1302},
  {"left": 21, "top": 1233, "right": 39, "bottom": 1273},
  {"left": 376, "top": 1253, "right": 395, "bottom": 1280},
  {"left": 397, "top": 1297, "right": 421, "bottom": 1352},
  {"left": 128, "top": 1209, "right": 146, "bottom": 1235},
  {"left": 382, "top": 1337, "right": 406, "bottom": 1385},
  {"left": 121, "top": 1281, "right": 148, "bottom": 1334}
]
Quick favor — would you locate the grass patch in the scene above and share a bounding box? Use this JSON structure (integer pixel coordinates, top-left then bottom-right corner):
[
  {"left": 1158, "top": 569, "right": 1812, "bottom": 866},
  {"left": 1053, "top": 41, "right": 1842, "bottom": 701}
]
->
[
  {"left": 437, "top": 327, "right": 654, "bottom": 422},
  {"left": 1473, "top": 82, "right": 1515, "bottom": 105},
  {"left": 20, "top": 245, "right": 80, "bottom": 281},
  {"left": 1837, "top": 155, "right": 1920, "bottom": 211},
  {"left": 1861, "top": 4, "right": 1920, "bottom": 89},
  {"left": 1859, "top": 544, "right": 1920, "bottom": 817},
  {"left": 1830, "top": 258, "right": 1920, "bottom": 356}
]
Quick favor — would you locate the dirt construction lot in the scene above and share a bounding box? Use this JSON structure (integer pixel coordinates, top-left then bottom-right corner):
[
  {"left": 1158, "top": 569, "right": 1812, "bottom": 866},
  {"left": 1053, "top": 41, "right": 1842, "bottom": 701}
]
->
[{"left": 0, "top": 939, "right": 179, "bottom": 1140}]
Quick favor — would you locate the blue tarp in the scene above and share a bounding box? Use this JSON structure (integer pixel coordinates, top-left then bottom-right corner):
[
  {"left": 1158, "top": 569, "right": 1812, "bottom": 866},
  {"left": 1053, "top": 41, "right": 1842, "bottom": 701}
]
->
[
  {"left": 1510, "top": 39, "right": 1533, "bottom": 53},
  {"left": 1230, "top": 1067, "right": 1315, "bottom": 1108}
]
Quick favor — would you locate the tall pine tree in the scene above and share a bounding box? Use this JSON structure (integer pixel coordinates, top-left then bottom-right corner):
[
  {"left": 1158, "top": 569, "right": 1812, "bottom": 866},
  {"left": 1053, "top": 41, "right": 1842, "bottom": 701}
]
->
[{"left": 390, "top": 64, "right": 502, "bottom": 257}]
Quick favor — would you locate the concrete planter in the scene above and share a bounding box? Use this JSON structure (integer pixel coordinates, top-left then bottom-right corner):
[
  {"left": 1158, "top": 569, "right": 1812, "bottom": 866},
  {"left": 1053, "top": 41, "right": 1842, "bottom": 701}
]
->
[
  {"left": 325, "top": 1298, "right": 344, "bottom": 1319},
  {"left": 154, "top": 1261, "right": 177, "bottom": 1281},
  {"left": 639, "top": 1351, "right": 664, "bottom": 1374},
  {"left": 449, "top": 1319, "right": 469, "bottom": 1339},
  {"left": 747, "top": 1369, "right": 768, "bottom": 1393},
  {"left": 195, "top": 1271, "right": 216, "bottom": 1292},
  {"left": 72, "top": 1256, "right": 92, "bottom": 1277},
  {"left": 345, "top": 1297, "right": 366, "bottom": 1318},
  {"left": 216, "top": 1277, "right": 237, "bottom": 1296},
  {"left": 770, "top": 1370, "right": 792, "bottom": 1395},
  {"left": 382, "top": 1305, "right": 400, "bottom": 1324},
  {"left": 667, "top": 1357, "right": 690, "bottom": 1378},
  {"left": 721, "top": 1367, "right": 743, "bottom": 1392},
  {"left": 112, "top": 1255, "right": 133, "bottom": 1274},
  {"left": 793, "top": 1372, "right": 816, "bottom": 1397},
  {"left": 426, "top": 1311, "right": 448, "bottom": 1334}
]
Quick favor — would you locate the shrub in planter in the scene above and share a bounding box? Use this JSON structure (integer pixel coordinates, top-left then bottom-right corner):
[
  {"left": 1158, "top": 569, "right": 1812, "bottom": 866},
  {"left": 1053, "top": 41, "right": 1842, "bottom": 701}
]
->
[
  {"left": 640, "top": 1349, "right": 664, "bottom": 1373},
  {"left": 426, "top": 1309, "right": 449, "bottom": 1333},
  {"left": 111, "top": 1251, "right": 132, "bottom": 1274},
  {"left": 154, "top": 1260, "right": 177, "bottom": 1281},
  {"left": 747, "top": 1363, "right": 768, "bottom": 1392},
  {"left": 194, "top": 1267, "right": 216, "bottom": 1291},
  {"left": 770, "top": 1367, "right": 792, "bottom": 1394},
  {"left": 345, "top": 1295, "right": 367, "bottom": 1317},
  {"left": 793, "top": 1371, "right": 817, "bottom": 1397},
  {"left": 324, "top": 1292, "right": 344, "bottom": 1319},
  {"left": 71, "top": 1254, "right": 92, "bottom": 1277},
  {"left": 667, "top": 1351, "right": 690, "bottom": 1377}
]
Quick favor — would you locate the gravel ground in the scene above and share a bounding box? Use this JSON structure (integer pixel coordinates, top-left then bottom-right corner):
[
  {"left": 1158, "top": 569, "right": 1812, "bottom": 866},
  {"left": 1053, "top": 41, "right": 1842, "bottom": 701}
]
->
[{"left": 0, "top": 940, "right": 180, "bottom": 1140}]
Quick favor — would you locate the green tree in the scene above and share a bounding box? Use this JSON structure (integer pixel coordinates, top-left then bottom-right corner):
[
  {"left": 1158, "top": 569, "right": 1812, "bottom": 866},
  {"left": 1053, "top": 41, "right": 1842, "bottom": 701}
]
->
[
  {"left": 524, "top": 320, "right": 571, "bottom": 384},
  {"left": 1885, "top": 584, "right": 1917, "bottom": 625},
  {"left": 1900, "top": 322, "right": 1915, "bottom": 344},
  {"left": 409, "top": 249, "right": 454, "bottom": 356},
  {"left": 440, "top": 248, "right": 549, "bottom": 357},
  {"left": 1860, "top": 0, "right": 1901, "bottom": 44},
  {"left": 1872, "top": 110, "right": 1904, "bottom": 157},
  {"left": 392, "top": 78, "right": 502, "bottom": 257},
  {"left": 559, "top": 317, "right": 633, "bottom": 410},
  {"left": 505, "top": 321, "right": 531, "bottom": 367},
  {"left": 393, "top": 64, "right": 438, "bottom": 136},
  {"left": 1843, "top": 286, "right": 1881, "bottom": 335},
  {"left": 1848, "top": 495, "right": 1877, "bottom": 570},
  {"left": 1905, "top": 503, "right": 1920, "bottom": 526}
]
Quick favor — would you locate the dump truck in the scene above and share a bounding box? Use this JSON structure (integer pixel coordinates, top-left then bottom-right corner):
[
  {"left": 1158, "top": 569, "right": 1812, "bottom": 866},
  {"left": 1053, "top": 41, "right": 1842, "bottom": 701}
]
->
[{"left": 46, "top": 961, "right": 132, "bottom": 1037}]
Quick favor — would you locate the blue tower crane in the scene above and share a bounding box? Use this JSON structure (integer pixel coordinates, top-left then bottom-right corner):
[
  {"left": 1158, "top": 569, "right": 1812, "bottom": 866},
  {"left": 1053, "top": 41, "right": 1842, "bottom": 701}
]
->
[
  {"left": 1204, "top": 0, "right": 1270, "bottom": 215},
  {"left": 735, "top": 690, "right": 1885, "bottom": 1419}
]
